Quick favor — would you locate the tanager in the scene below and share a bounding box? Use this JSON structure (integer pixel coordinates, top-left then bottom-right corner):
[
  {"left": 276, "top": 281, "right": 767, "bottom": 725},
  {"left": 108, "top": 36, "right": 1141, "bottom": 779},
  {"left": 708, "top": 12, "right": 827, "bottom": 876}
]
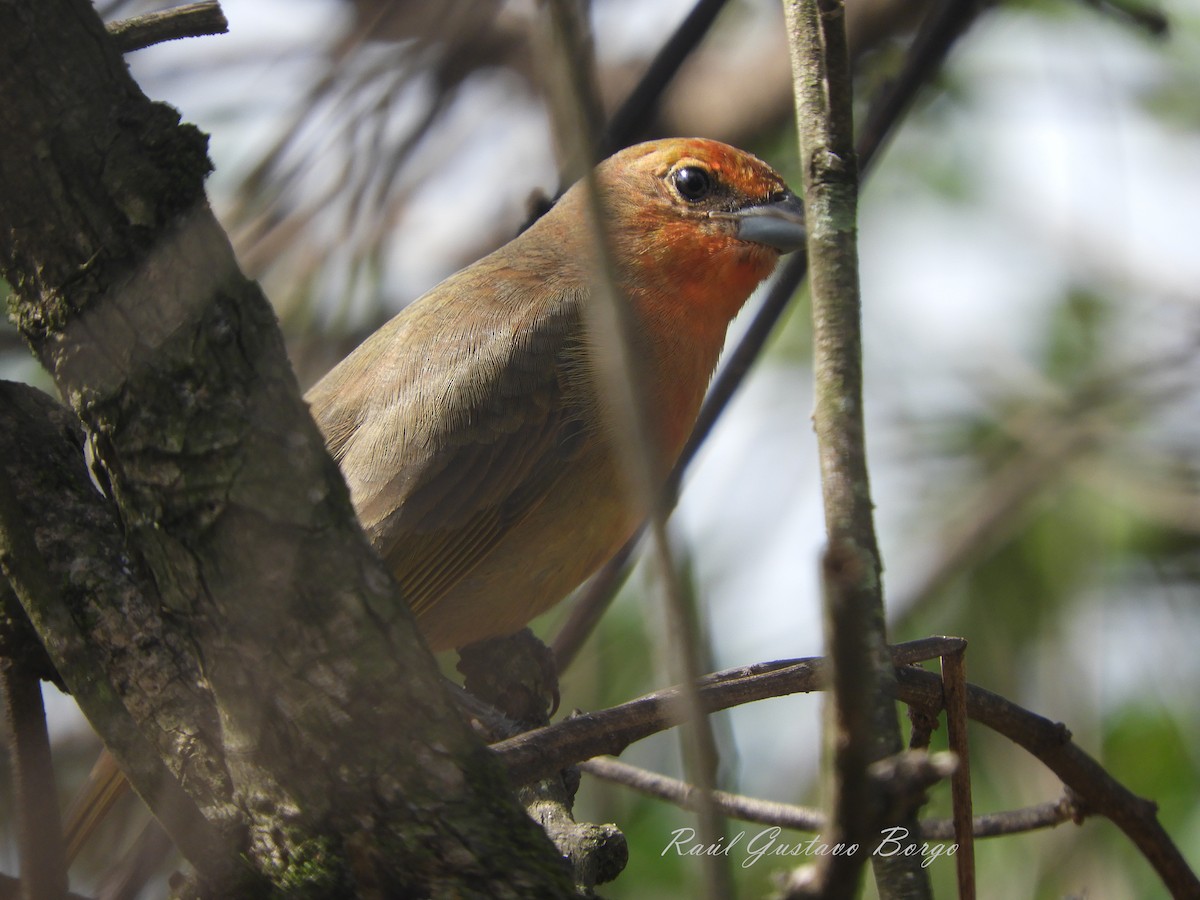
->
[
  {"left": 305, "top": 137, "right": 805, "bottom": 650},
  {"left": 65, "top": 138, "right": 804, "bottom": 857}
]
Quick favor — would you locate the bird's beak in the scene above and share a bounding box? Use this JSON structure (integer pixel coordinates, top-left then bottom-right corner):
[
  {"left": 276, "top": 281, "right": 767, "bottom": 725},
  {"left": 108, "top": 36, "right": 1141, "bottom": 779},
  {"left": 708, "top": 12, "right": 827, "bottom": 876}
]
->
[{"left": 730, "top": 190, "right": 807, "bottom": 253}]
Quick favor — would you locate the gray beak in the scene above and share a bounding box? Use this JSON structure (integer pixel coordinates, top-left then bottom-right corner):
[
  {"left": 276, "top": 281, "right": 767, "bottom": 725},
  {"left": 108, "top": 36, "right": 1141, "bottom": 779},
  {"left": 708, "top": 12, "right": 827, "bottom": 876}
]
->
[{"left": 731, "top": 190, "right": 806, "bottom": 253}]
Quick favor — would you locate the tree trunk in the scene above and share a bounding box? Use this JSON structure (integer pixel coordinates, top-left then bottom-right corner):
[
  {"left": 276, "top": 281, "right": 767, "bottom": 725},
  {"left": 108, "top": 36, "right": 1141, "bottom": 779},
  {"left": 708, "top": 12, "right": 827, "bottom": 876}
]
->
[{"left": 0, "top": 1, "right": 574, "bottom": 895}]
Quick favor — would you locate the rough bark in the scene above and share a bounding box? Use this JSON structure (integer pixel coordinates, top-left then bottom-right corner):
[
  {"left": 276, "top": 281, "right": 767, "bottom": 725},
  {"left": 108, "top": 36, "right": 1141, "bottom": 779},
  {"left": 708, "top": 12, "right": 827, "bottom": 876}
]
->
[{"left": 0, "top": 1, "right": 574, "bottom": 896}]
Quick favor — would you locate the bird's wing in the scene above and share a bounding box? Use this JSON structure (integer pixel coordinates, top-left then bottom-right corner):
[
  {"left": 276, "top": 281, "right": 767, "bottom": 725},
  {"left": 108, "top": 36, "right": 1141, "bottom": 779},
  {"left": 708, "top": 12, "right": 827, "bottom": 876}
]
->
[{"left": 306, "top": 268, "right": 591, "bottom": 618}]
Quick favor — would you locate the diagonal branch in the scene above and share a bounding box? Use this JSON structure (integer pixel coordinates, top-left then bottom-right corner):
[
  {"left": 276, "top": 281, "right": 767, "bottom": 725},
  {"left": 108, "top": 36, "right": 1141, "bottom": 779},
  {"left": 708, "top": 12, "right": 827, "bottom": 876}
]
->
[{"left": 599, "top": 0, "right": 733, "bottom": 154}]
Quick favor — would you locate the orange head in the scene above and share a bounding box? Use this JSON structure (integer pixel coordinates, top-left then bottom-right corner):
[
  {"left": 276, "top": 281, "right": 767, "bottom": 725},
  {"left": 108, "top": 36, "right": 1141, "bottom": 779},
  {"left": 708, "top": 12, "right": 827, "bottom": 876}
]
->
[
  {"left": 538, "top": 138, "right": 805, "bottom": 457},
  {"left": 590, "top": 138, "right": 805, "bottom": 326}
]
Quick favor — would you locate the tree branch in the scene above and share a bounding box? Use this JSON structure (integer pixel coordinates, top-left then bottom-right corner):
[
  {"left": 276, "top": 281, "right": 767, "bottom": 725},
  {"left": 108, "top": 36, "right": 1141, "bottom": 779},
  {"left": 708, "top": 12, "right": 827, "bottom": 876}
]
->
[
  {"left": 106, "top": 1, "right": 228, "bottom": 54},
  {"left": 895, "top": 668, "right": 1200, "bottom": 898},
  {"left": 494, "top": 656, "right": 827, "bottom": 784},
  {"left": 499, "top": 641, "right": 1200, "bottom": 897},
  {"left": 784, "top": 0, "right": 931, "bottom": 895},
  {"left": 581, "top": 756, "right": 1081, "bottom": 841},
  {"left": 941, "top": 647, "right": 975, "bottom": 899}
]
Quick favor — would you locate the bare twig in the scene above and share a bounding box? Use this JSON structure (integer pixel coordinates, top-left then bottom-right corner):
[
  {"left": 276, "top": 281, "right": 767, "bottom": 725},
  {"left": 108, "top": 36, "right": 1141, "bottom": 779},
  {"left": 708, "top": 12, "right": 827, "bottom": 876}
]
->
[
  {"left": 582, "top": 756, "right": 825, "bottom": 832},
  {"left": 106, "top": 1, "right": 227, "bottom": 53},
  {"left": 941, "top": 648, "right": 975, "bottom": 899},
  {"left": 494, "top": 655, "right": 827, "bottom": 785},
  {"left": 582, "top": 756, "right": 1080, "bottom": 841},
  {"left": 923, "top": 794, "right": 1078, "bottom": 841},
  {"left": 856, "top": 0, "right": 990, "bottom": 169},
  {"left": 892, "top": 635, "right": 966, "bottom": 664}
]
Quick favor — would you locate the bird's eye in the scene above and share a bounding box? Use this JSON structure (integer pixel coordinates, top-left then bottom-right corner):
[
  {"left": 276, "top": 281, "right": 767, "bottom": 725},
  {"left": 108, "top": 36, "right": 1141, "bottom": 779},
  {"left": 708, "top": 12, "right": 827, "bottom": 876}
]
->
[{"left": 672, "top": 166, "right": 713, "bottom": 202}]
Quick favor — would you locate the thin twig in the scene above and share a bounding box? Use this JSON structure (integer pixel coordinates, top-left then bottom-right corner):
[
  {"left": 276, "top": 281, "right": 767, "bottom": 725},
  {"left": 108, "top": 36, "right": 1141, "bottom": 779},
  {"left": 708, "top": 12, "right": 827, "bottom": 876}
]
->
[
  {"left": 583, "top": 755, "right": 1080, "bottom": 841},
  {"left": 582, "top": 756, "right": 824, "bottom": 832},
  {"left": 892, "top": 635, "right": 966, "bottom": 664},
  {"left": 941, "top": 647, "right": 975, "bottom": 899},
  {"left": 493, "top": 655, "right": 827, "bottom": 785},
  {"left": 500, "top": 640, "right": 935, "bottom": 784},
  {"left": 106, "top": 1, "right": 227, "bottom": 54},
  {"left": 856, "top": 0, "right": 988, "bottom": 169}
]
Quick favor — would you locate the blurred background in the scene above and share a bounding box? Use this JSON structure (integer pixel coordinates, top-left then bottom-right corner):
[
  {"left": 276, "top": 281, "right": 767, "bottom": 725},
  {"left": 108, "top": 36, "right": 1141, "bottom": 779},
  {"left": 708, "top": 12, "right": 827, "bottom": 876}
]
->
[{"left": 2, "top": 0, "right": 1198, "bottom": 897}]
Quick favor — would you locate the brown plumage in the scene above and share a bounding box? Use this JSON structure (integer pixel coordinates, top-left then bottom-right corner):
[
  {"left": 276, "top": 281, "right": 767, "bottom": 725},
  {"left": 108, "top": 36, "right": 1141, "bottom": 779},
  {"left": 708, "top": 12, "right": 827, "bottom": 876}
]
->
[{"left": 306, "top": 137, "right": 805, "bottom": 650}]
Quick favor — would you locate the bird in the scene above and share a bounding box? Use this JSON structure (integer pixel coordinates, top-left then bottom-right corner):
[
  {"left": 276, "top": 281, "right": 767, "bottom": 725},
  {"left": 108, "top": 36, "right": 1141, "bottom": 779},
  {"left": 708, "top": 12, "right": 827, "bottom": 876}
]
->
[
  {"left": 63, "top": 138, "right": 805, "bottom": 861},
  {"left": 305, "top": 137, "right": 805, "bottom": 651}
]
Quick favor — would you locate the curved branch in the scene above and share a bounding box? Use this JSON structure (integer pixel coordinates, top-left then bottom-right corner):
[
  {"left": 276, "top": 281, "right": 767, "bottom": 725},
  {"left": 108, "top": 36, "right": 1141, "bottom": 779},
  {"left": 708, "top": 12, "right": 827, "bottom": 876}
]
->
[
  {"left": 894, "top": 669, "right": 1200, "bottom": 898},
  {"left": 504, "top": 639, "right": 959, "bottom": 782},
  {"left": 494, "top": 647, "right": 1200, "bottom": 897},
  {"left": 493, "top": 656, "right": 826, "bottom": 784}
]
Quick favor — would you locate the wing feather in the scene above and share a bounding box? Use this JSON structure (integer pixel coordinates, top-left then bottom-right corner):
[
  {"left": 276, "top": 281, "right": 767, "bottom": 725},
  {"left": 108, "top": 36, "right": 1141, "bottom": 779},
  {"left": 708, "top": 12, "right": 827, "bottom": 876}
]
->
[{"left": 306, "top": 260, "right": 591, "bottom": 618}]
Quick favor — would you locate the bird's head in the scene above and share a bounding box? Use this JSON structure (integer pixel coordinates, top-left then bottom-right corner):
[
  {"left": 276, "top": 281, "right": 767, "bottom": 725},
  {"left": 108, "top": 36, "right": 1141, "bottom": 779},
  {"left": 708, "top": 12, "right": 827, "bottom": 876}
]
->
[{"left": 591, "top": 138, "right": 806, "bottom": 323}]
